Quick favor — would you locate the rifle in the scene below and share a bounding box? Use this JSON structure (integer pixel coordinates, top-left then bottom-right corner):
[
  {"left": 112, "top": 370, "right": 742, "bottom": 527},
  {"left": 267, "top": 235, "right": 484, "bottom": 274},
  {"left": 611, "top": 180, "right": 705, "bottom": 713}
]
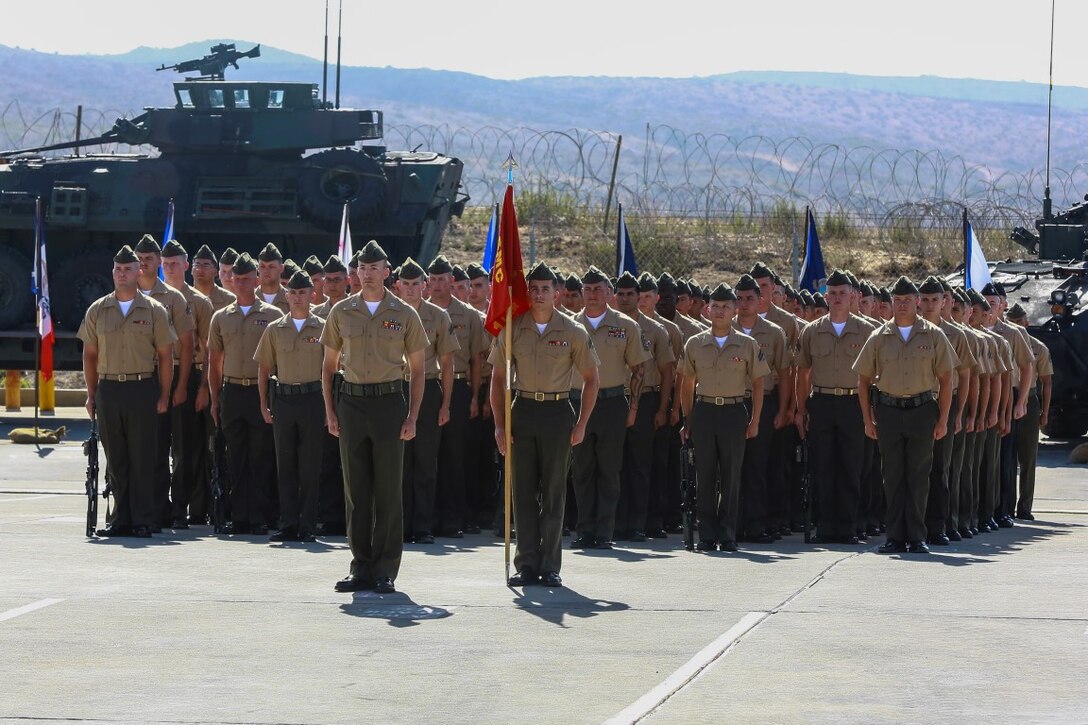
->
[
  {"left": 83, "top": 419, "right": 100, "bottom": 537},
  {"left": 797, "top": 439, "right": 813, "bottom": 543},
  {"left": 209, "top": 425, "right": 229, "bottom": 534},
  {"left": 680, "top": 440, "right": 697, "bottom": 551}
]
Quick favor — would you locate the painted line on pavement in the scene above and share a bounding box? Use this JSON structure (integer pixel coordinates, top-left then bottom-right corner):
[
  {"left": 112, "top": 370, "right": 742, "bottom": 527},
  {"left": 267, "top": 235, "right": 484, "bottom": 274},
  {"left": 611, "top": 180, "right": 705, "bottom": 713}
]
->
[
  {"left": 0, "top": 489, "right": 82, "bottom": 496},
  {"left": 605, "top": 610, "right": 765, "bottom": 725},
  {"left": 1, "top": 494, "right": 61, "bottom": 503},
  {"left": 0, "top": 598, "right": 64, "bottom": 623},
  {"left": 607, "top": 551, "right": 863, "bottom": 724}
]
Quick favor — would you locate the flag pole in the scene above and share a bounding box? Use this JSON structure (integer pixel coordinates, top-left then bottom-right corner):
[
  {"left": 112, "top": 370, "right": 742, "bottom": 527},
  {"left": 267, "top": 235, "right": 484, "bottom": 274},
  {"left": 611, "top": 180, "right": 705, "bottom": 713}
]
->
[
  {"left": 33, "top": 197, "right": 42, "bottom": 438},
  {"left": 503, "top": 303, "right": 513, "bottom": 583},
  {"left": 962, "top": 208, "right": 969, "bottom": 284}
]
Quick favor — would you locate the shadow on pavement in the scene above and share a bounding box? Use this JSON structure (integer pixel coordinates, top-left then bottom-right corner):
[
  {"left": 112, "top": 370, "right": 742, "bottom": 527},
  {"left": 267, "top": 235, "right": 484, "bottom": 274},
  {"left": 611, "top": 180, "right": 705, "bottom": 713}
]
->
[
  {"left": 339, "top": 590, "right": 452, "bottom": 628},
  {"left": 510, "top": 585, "right": 629, "bottom": 628},
  {"left": 880, "top": 520, "right": 1078, "bottom": 566}
]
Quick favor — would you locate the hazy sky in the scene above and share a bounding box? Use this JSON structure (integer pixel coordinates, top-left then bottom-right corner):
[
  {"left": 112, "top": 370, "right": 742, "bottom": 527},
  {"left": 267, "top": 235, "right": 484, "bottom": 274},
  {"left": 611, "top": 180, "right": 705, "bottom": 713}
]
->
[{"left": 2, "top": 0, "right": 1082, "bottom": 85}]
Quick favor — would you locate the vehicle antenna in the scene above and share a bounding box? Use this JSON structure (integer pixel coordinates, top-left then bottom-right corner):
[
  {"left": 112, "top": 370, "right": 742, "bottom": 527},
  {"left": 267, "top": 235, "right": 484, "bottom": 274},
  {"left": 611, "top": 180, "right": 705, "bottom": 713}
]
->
[
  {"left": 1044, "top": 0, "right": 1055, "bottom": 220},
  {"left": 322, "top": 0, "right": 329, "bottom": 107},
  {"left": 335, "top": 0, "right": 343, "bottom": 110}
]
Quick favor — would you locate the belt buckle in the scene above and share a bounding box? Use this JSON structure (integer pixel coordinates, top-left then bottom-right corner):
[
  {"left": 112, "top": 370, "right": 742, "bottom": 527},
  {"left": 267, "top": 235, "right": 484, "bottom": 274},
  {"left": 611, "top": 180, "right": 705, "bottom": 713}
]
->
[
  {"left": 242, "top": 378, "right": 251, "bottom": 387},
  {"left": 834, "top": 387, "right": 845, "bottom": 396},
  {"left": 117, "top": 373, "right": 127, "bottom": 382},
  {"left": 714, "top": 396, "right": 725, "bottom": 406},
  {"left": 534, "top": 392, "right": 545, "bottom": 402}
]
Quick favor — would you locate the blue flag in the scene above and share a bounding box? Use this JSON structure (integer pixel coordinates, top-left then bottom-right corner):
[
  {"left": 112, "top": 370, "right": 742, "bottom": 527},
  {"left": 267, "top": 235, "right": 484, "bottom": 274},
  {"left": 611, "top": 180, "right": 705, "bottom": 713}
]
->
[
  {"left": 798, "top": 207, "right": 826, "bottom": 293},
  {"left": 615, "top": 204, "right": 638, "bottom": 277},
  {"left": 481, "top": 202, "right": 499, "bottom": 273},
  {"left": 159, "top": 198, "right": 175, "bottom": 280}
]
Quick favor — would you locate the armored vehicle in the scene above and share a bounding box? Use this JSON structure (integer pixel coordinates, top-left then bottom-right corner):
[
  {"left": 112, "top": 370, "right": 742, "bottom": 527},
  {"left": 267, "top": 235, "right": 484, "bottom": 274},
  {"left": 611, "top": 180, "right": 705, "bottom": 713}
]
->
[{"left": 0, "top": 44, "right": 467, "bottom": 370}]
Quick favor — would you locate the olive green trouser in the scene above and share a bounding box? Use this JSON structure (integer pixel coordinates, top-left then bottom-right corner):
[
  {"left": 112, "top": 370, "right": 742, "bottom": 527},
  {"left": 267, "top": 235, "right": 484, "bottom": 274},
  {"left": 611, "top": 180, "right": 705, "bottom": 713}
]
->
[
  {"left": 1015, "top": 391, "right": 1041, "bottom": 516},
  {"left": 876, "top": 400, "right": 938, "bottom": 544}
]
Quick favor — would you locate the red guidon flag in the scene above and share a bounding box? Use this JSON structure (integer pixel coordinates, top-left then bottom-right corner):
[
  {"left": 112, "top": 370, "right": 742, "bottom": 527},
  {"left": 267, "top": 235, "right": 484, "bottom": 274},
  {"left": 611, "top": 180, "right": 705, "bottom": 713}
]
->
[{"left": 484, "top": 184, "right": 530, "bottom": 335}]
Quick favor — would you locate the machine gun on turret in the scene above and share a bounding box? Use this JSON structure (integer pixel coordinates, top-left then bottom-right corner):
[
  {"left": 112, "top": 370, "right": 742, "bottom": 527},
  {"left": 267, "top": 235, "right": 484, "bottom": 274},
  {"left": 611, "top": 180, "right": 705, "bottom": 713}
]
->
[{"left": 156, "top": 43, "right": 261, "bottom": 80}]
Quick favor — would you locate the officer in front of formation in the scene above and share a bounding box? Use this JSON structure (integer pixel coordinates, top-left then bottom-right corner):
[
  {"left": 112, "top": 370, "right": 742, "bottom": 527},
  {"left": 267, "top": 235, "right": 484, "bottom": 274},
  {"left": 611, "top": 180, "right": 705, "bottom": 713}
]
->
[
  {"left": 79, "top": 245, "right": 176, "bottom": 537},
  {"left": 570, "top": 266, "right": 650, "bottom": 550},
  {"left": 855, "top": 276, "right": 956, "bottom": 554},
  {"left": 491, "top": 262, "right": 600, "bottom": 588},
  {"left": 134, "top": 234, "right": 195, "bottom": 531},
  {"left": 679, "top": 283, "right": 770, "bottom": 552},
  {"left": 322, "top": 240, "right": 429, "bottom": 595},
  {"left": 207, "top": 252, "right": 283, "bottom": 535},
  {"left": 794, "top": 269, "right": 876, "bottom": 544},
  {"left": 254, "top": 269, "right": 327, "bottom": 543}
]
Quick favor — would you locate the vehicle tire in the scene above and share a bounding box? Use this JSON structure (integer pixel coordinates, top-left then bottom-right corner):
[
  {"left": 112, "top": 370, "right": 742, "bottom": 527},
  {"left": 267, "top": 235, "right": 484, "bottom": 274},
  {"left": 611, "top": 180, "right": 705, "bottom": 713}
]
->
[
  {"left": 0, "top": 247, "right": 35, "bottom": 330},
  {"left": 52, "top": 251, "right": 115, "bottom": 331},
  {"left": 298, "top": 149, "right": 386, "bottom": 231}
]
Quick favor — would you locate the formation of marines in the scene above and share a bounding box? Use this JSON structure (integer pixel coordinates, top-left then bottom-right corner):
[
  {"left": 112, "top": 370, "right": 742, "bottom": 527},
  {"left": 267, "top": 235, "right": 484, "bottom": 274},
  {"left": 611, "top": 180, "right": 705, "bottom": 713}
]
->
[{"left": 79, "top": 235, "right": 1054, "bottom": 591}]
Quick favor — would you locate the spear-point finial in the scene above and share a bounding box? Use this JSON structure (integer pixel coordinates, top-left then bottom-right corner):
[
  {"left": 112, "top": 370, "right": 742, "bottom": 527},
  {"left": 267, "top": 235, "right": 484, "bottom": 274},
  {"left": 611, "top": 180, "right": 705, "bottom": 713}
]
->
[{"left": 502, "top": 153, "right": 518, "bottom": 184}]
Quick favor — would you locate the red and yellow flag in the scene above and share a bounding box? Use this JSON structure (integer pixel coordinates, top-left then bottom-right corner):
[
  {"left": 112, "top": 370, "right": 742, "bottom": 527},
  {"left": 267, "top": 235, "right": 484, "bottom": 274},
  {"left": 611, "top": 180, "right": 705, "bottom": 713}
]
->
[{"left": 484, "top": 184, "right": 529, "bottom": 336}]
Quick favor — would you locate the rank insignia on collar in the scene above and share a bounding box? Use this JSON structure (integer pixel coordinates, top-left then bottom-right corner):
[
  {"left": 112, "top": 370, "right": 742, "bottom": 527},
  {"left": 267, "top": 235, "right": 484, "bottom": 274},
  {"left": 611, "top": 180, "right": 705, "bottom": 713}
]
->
[{"left": 382, "top": 320, "right": 403, "bottom": 332}]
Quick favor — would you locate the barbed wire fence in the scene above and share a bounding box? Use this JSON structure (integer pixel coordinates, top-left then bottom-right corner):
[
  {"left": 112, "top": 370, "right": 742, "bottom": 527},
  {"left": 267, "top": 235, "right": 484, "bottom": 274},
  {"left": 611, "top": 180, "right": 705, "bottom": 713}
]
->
[{"left": 5, "top": 104, "right": 1084, "bottom": 281}]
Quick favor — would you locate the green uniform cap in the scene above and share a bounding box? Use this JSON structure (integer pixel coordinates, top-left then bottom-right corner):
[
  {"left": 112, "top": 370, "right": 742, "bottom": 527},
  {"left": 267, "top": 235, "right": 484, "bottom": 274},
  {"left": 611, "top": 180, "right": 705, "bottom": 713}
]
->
[
  {"left": 980, "top": 282, "right": 1001, "bottom": 298},
  {"left": 637, "top": 273, "right": 657, "bottom": 293},
  {"left": 581, "top": 266, "right": 609, "bottom": 285},
  {"left": 232, "top": 252, "right": 257, "bottom": 275},
  {"left": 193, "top": 244, "right": 217, "bottom": 263},
  {"left": 749, "top": 262, "right": 774, "bottom": 280},
  {"left": 323, "top": 255, "right": 347, "bottom": 274},
  {"left": 281, "top": 259, "right": 301, "bottom": 280},
  {"left": 1006, "top": 302, "right": 1028, "bottom": 319},
  {"left": 890, "top": 276, "right": 919, "bottom": 296},
  {"left": 826, "top": 269, "right": 852, "bottom": 287},
  {"left": 656, "top": 272, "right": 677, "bottom": 292},
  {"left": 709, "top": 283, "right": 737, "bottom": 302},
  {"left": 966, "top": 288, "right": 991, "bottom": 310},
  {"left": 918, "top": 276, "right": 945, "bottom": 294},
  {"left": 734, "top": 274, "right": 761, "bottom": 294},
  {"left": 220, "top": 247, "right": 239, "bottom": 265},
  {"left": 303, "top": 255, "right": 324, "bottom": 276},
  {"left": 564, "top": 275, "right": 583, "bottom": 291},
  {"left": 397, "top": 257, "right": 426, "bottom": 280},
  {"left": 286, "top": 270, "right": 314, "bottom": 290},
  {"left": 466, "top": 263, "right": 488, "bottom": 280},
  {"left": 800, "top": 290, "right": 815, "bottom": 306},
  {"left": 134, "top": 234, "right": 161, "bottom": 254},
  {"left": 113, "top": 245, "right": 139, "bottom": 264},
  {"left": 358, "top": 240, "right": 388, "bottom": 264},
  {"left": 813, "top": 292, "right": 828, "bottom": 309},
  {"left": 526, "top": 261, "right": 557, "bottom": 283},
  {"left": 257, "top": 242, "right": 283, "bottom": 262},
  {"left": 452, "top": 264, "right": 469, "bottom": 282},
  {"left": 615, "top": 271, "right": 639, "bottom": 290},
  {"left": 844, "top": 271, "right": 860, "bottom": 289},
  {"left": 878, "top": 287, "right": 892, "bottom": 303},
  {"left": 161, "top": 239, "right": 186, "bottom": 258},
  {"left": 427, "top": 254, "right": 453, "bottom": 275}
]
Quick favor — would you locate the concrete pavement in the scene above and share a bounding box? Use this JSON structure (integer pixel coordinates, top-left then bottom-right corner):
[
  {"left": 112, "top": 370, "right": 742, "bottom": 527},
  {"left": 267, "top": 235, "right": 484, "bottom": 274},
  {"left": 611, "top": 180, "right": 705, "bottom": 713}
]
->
[{"left": 1, "top": 409, "right": 1085, "bottom": 724}]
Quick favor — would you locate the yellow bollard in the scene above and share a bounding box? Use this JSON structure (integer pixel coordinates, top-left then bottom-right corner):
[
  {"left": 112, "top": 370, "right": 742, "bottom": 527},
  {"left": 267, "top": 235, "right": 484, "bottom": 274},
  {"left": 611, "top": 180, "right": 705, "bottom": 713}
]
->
[
  {"left": 39, "top": 373, "right": 56, "bottom": 414},
  {"left": 5, "top": 370, "right": 20, "bottom": 412}
]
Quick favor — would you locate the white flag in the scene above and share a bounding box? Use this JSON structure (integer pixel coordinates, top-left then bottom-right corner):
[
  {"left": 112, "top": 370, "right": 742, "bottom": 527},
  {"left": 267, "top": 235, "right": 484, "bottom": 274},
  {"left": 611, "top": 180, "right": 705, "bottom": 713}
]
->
[
  {"left": 965, "top": 219, "right": 992, "bottom": 291},
  {"left": 337, "top": 202, "right": 353, "bottom": 267}
]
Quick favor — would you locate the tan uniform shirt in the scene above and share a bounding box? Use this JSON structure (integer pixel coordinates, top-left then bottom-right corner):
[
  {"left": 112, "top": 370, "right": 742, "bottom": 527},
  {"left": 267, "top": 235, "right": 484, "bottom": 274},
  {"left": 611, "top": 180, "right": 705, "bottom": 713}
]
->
[
  {"left": 764, "top": 304, "right": 802, "bottom": 365},
  {"left": 312, "top": 296, "right": 349, "bottom": 320},
  {"left": 679, "top": 330, "right": 770, "bottom": 398},
  {"left": 991, "top": 319, "right": 1034, "bottom": 389},
  {"left": 672, "top": 312, "right": 705, "bottom": 342},
  {"left": 573, "top": 308, "right": 650, "bottom": 390},
  {"left": 253, "top": 314, "right": 326, "bottom": 384},
  {"left": 207, "top": 300, "right": 285, "bottom": 380},
  {"left": 634, "top": 311, "right": 675, "bottom": 389},
  {"left": 975, "top": 327, "right": 1007, "bottom": 376},
  {"left": 435, "top": 296, "right": 486, "bottom": 375},
  {"left": 488, "top": 311, "right": 599, "bottom": 394},
  {"left": 174, "top": 283, "right": 213, "bottom": 366},
  {"left": 259, "top": 286, "right": 291, "bottom": 314},
  {"left": 413, "top": 299, "right": 460, "bottom": 379},
  {"left": 939, "top": 319, "right": 977, "bottom": 393},
  {"left": 960, "top": 325, "right": 990, "bottom": 376},
  {"left": 651, "top": 311, "right": 685, "bottom": 362},
  {"left": 986, "top": 329, "right": 1014, "bottom": 378},
  {"left": 200, "top": 284, "right": 236, "bottom": 312},
  {"left": 320, "top": 290, "right": 429, "bottom": 384},
  {"left": 1024, "top": 334, "right": 1053, "bottom": 386},
  {"left": 736, "top": 316, "right": 787, "bottom": 392},
  {"left": 796, "top": 314, "right": 876, "bottom": 390},
  {"left": 142, "top": 278, "right": 195, "bottom": 349},
  {"left": 853, "top": 318, "right": 956, "bottom": 396},
  {"left": 77, "top": 293, "right": 176, "bottom": 374}
]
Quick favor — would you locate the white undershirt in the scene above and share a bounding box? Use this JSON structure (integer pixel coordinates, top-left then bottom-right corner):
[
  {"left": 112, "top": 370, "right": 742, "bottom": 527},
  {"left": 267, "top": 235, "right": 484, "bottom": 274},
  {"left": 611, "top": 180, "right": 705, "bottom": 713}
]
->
[
  {"left": 536, "top": 322, "right": 548, "bottom": 335},
  {"left": 365, "top": 300, "right": 380, "bottom": 315},
  {"left": 832, "top": 321, "right": 846, "bottom": 337},
  {"left": 898, "top": 325, "right": 913, "bottom": 341},
  {"left": 758, "top": 312, "right": 767, "bottom": 319},
  {"left": 741, "top": 327, "right": 752, "bottom": 335},
  {"left": 118, "top": 299, "right": 134, "bottom": 317},
  {"left": 292, "top": 318, "right": 305, "bottom": 332},
  {"left": 587, "top": 312, "right": 607, "bottom": 330},
  {"left": 239, "top": 305, "right": 252, "bottom": 315},
  {"left": 715, "top": 335, "right": 728, "bottom": 348},
  {"left": 139, "top": 288, "right": 150, "bottom": 296},
  {"left": 261, "top": 292, "right": 278, "bottom": 304}
]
